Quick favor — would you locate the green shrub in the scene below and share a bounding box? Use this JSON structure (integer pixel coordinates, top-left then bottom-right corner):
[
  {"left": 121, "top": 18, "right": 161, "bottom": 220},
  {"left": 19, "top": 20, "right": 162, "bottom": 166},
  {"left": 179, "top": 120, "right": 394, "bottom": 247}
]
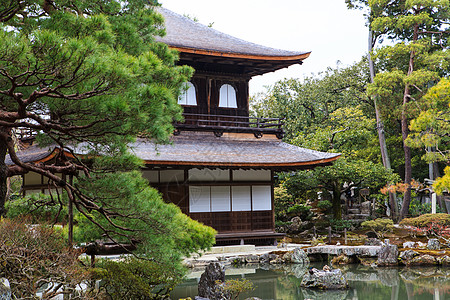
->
[
  {"left": 407, "top": 199, "right": 443, "bottom": 217},
  {"left": 0, "top": 218, "right": 95, "bottom": 298},
  {"left": 275, "top": 220, "right": 290, "bottom": 228},
  {"left": 361, "top": 218, "right": 394, "bottom": 237},
  {"left": 274, "top": 186, "right": 294, "bottom": 222},
  {"left": 400, "top": 213, "right": 450, "bottom": 228},
  {"left": 317, "top": 200, "right": 332, "bottom": 212},
  {"left": 330, "top": 218, "right": 353, "bottom": 231},
  {"left": 6, "top": 194, "right": 68, "bottom": 223},
  {"left": 287, "top": 204, "right": 313, "bottom": 220},
  {"left": 94, "top": 256, "right": 184, "bottom": 299}
]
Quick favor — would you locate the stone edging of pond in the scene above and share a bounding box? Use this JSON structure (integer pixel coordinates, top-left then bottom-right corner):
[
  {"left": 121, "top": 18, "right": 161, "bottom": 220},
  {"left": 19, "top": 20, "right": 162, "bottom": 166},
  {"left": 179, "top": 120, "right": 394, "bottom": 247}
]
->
[{"left": 184, "top": 239, "right": 450, "bottom": 269}]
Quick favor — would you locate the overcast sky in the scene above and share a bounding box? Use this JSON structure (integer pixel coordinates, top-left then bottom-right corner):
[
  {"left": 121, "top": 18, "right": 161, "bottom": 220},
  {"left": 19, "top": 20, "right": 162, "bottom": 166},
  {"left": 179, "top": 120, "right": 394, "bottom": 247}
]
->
[{"left": 158, "top": 0, "right": 369, "bottom": 95}]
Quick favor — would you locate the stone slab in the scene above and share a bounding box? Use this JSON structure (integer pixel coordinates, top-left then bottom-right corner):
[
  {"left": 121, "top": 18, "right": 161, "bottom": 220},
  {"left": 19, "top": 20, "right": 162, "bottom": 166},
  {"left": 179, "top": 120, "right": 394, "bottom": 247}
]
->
[
  {"left": 207, "top": 245, "right": 255, "bottom": 254},
  {"left": 306, "top": 245, "right": 381, "bottom": 257}
]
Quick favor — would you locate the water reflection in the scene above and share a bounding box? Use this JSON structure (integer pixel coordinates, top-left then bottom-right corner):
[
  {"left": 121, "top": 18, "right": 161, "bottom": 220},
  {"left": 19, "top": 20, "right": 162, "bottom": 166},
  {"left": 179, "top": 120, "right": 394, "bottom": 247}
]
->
[{"left": 171, "top": 264, "right": 450, "bottom": 300}]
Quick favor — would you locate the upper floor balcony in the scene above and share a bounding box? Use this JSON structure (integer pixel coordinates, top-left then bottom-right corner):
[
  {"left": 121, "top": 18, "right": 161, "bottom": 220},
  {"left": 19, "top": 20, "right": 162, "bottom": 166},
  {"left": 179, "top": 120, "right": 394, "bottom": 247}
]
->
[{"left": 174, "top": 113, "right": 284, "bottom": 139}]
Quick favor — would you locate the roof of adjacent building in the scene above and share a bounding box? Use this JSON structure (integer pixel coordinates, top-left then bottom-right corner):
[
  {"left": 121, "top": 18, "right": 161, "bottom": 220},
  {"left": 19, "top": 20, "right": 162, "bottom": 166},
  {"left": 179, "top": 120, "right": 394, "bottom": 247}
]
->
[
  {"left": 8, "top": 132, "right": 340, "bottom": 171},
  {"left": 156, "top": 7, "right": 311, "bottom": 76}
]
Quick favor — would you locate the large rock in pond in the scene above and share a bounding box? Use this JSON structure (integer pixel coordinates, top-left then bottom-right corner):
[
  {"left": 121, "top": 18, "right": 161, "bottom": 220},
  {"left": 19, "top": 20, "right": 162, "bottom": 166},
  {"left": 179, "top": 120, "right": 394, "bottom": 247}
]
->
[
  {"left": 291, "top": 247, "right": 310, "bottom": 264},
  {"left": 377, "top": 242, "right": 398, "bottom": 266},
  {"left": 300, "top": 268, "right": 349, "bottom": 290},
  {"left": 439, "top": 255, "right": 450, "bottom": 266},
  {"left": 399, "top": 249, "right": 419, "bottom": 263},
  {"left": 198, "top": 262, "right": 230, "bottom": 300},
  {"left": 427, "top": 238, "right": 440, "bottom": 250},
  {"left": 408, "top": 254, "right": 438, "bottom": 266}
]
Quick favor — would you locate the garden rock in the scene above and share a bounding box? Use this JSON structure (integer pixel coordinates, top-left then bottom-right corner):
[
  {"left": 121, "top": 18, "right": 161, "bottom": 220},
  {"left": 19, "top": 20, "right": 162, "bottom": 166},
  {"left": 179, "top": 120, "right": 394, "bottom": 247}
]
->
[
  {"left": 282, "top": 252, "right": 292, "bottom": 263},
  {"left": 245, "top": 255, "right": 260, "bottom": 264},
  {"left": 331, "top": 254, "right": 359, "bottom": 265},
  {"left": 198, "top": 262, "right": 230, "bottom": 300},
  {"left": 361, "top": 201, "right": 371, "bottom": 214},
  {"left": 403, "top": 241, "right": 416, "bottom": 248},
  {"left": 439, "top": 256, "right": 450, "bottom": 266},
  {"left": 427, "top": 239, "right": 440, "bottom": 250},
  {"left": 291, "top": 247, "right": 309, "bottom": 264},
  {"left": 416, "top": 241, "right": 427, "bottom": 248},
  {"left": 377, "top": 242, "right": 398, "bottom": 266},
  {"left": 259, "top": 253, "right": 277, "bottom": 264},
  {"left": 0, "top": 278, "right": 10, "bottom": 300},
  {"left": 399, "top": 250, "right": 419, "bottom": 263},
  {"left": 408, "top": 254, "right": 438, "bottom": 266},
  {"left": 288, "top": 217, "right": 302, "bottom": 233},
  {"left": 301, "top": 267, "right": 348, "bottom": 289},
  {"left": 365, "top": 238, "right": 382, "bottom": 246}
]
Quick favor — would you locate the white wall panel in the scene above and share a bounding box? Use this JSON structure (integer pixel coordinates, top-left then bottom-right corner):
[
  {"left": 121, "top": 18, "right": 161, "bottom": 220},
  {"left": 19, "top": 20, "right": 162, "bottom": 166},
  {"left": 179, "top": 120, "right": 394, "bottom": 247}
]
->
[
  {"left": 211, "top": 186, "right": 231, "bottom": 212},
  {"left": 252, "top": 186, "right": 272, "bottom": 211},
  {"left": 189, "top": 186, "right": 210, "bottom": 212},
  {"left": 232, "top": 186, "right": 251, "bottom": 211}
]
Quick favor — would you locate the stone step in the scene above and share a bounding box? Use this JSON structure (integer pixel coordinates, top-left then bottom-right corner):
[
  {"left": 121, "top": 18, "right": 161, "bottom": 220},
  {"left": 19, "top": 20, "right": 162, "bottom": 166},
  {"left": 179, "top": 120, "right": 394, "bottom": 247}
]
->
[{"left": 347, "top": 208, "right": 361, "bottom": 214}]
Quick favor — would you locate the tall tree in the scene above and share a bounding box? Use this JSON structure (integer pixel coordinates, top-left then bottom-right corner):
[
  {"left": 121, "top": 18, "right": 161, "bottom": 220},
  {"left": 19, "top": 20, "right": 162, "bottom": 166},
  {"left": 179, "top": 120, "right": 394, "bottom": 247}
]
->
[
  {"left": 251, "top": 61, "right": 399, "bottom": 219},
  {"left": 0, "top": 0, "right": 215, "bottom": 270},
  {"left": 366, "top": 0, "right": 449, "bottom": 219},
  {"left": 408, "top": 78, "right": 450, "bottom": 194}
]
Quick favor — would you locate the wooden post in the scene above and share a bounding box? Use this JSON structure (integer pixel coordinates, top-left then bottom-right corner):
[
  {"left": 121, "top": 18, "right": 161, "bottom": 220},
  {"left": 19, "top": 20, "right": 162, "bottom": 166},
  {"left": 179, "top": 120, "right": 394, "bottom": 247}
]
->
[
  {"left": 432, "top": 193, "right": 437, "bottom": 214},
  {"left": 328, "top": 226, "right": 332, "bottom": 244},
  {"left": 344, "top": 228, "right": 347, "bottom": 245}
]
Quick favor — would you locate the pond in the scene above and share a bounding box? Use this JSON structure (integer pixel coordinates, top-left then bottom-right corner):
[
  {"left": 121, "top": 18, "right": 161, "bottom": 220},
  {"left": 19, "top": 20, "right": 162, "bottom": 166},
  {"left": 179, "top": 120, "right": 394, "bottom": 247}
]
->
[{"left": 171, "top": 263, "right": 450, "bottom": 300}]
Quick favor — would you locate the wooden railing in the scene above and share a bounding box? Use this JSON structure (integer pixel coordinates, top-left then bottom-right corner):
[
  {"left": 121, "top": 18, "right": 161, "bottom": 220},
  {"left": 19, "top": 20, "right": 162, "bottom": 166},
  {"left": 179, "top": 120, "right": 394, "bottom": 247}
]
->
[{"left": 174, "top": 113, "right": 284, "bottom": 138}]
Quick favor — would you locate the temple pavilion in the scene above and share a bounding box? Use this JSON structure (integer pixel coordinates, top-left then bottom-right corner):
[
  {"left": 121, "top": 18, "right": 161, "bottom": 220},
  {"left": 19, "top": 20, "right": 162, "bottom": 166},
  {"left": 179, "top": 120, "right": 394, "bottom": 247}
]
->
[{"left": 8, "top": 7, "right": 340, "bottom": 245}]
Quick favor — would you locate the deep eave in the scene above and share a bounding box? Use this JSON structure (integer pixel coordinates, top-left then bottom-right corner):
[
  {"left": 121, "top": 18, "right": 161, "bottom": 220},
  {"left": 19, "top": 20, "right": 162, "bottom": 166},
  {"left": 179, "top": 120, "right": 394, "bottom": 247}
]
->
[
  {"left": 171, "top": 46, "right": 311, "bottom": 62},
  {"left": 142, "top": 157, "right": 339, "bottom": 171}
]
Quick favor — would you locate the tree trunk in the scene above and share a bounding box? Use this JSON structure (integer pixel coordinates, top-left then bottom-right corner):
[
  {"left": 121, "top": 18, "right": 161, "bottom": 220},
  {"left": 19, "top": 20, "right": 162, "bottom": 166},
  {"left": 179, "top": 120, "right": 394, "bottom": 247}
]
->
[
  {"left": 0, "top": 130, "right": 9, "bottom": 216},
  {"left": 332, "top": 182, "right": 342, "bottom": 220},
  {"left": 368, "top": 29, "right": 398, "bottom": 220},
  {"left": 399, "top": 105, "right": 412, "bottom": 219},
  {"left": 399, "top": 24, "right": 419, "bottom": 220}
]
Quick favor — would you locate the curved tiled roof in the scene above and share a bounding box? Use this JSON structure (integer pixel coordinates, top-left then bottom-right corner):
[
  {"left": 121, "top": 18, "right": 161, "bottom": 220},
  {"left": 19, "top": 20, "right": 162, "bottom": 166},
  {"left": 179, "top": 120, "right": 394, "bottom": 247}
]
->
[
  {"left": 156, "top": 7, "right": 310, "bottom": 60},
  {"left": 7, "top": 133, "right": 340, "bottom": 171},
  {"left": 132, "top": 132, "right": 340, "bottom": 170}
]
